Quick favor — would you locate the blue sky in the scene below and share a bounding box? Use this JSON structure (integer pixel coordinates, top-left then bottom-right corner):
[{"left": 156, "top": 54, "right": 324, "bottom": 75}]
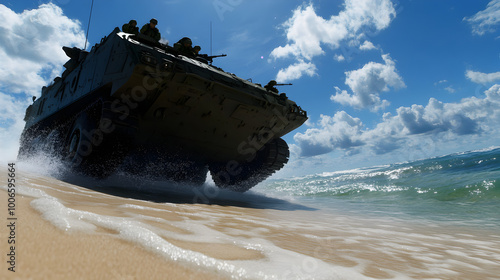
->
[{"left": 1, "top": 0, "right": 500, "bottom": 177}]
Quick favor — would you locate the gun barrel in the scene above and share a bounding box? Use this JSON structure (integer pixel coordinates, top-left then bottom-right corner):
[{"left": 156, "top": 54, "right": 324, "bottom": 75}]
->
[
  {"left": 207, "top": 54, "right": 227, "bottom": 59},
  {"left": 275, "top": 83, "right": 293, "bottom": 86}
]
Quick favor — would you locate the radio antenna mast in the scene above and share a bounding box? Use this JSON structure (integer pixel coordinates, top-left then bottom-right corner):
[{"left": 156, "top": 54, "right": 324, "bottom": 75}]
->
[
  {"left": 84, "top": 0, "right": 95, "bottom": 50},
  {"left": 210, "top": 21, "right": 212, "bottom": 56}
]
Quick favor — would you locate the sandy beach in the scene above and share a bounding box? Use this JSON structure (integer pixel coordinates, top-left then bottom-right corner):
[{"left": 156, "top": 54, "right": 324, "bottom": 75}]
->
[
  {"left": 2, "top": 168, "right": 500, "bottom": 279},
  {"left": 0, "top": 191, "right": 229, "bottom": 280}
]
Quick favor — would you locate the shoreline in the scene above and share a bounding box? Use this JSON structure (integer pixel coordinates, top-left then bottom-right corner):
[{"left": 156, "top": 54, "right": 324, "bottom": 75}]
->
[
  {"left": 0, "top": 190, "right": 228, "bottom": 280},
  {"left": 2, "top": 169, "right": 500, "bottom": 279}
]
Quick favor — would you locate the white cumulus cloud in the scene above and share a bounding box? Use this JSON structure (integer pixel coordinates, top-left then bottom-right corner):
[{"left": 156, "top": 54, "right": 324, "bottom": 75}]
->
[
  {"left": 330, "top": 54, "right": 405, "bottom": 110},
  {"left": 0, "top": 3, "right": 85, "bottom": 160},
  {"left": 359, "top": 40, "right": 376, "bottom": 50},
  {"left": 270, "top": 0, "right": 397, "bottom": 81},
  {"left": 444, "top": 86, "right": 456, "bottom": 93},
  {"left": 464, "top": 0, "right": 500, "bottom": 35},
  {"left": 0, "top": 3, "right": 85, "bottom": 95},
  {"left": 294, "top": 111, "right": 364, "bottom": 157},
  {"left": 276, "top": 60, "right": 317, "bottom": 83},
  {"left": 294, "top": 84, "right": 500, "bottom": 157},
  {"left": 334, "top": 54, "right": 345, "bottom": 62},
  {"left": 466, "top": 70, "right": 500, "bottom": 84}
]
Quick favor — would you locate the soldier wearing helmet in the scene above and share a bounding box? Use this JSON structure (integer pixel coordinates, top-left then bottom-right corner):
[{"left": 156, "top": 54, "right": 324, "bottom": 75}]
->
[
  {"left": 122, "top": 19, "right": 139, "bottom": 35},
  {"left": 140, "top": 18, "right": 161, "bottom": 42},
  {"left": 264, "top": 80, "right": 279, "bottom": 93},
  {"left": 193, "top": 46, "right": 201, "bottom": 55},
  {"left": 174, "top": 37, "right": 195, "bottom": 57}
]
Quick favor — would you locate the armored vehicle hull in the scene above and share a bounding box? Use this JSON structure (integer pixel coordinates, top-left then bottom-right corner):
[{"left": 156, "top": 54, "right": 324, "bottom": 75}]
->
[{"left": 19, "top": 28, "right": 307, "bottom": 192}]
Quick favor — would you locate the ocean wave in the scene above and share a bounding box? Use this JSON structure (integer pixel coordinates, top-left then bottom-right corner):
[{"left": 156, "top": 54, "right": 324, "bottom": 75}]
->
[
  {"left": 267, "top": 147, "right": 500, "bottom": 197},
  {"left": 257, "top": 148, "right": 500, "bottom": 226}
]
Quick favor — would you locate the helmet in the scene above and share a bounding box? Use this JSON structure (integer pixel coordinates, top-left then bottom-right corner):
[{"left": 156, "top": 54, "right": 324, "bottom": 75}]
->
[
  {"left": 181, "top": 37, "right": 192, "bottom": 45},
  {"left": 150, "top": 18, "right": 158, "bottom": 24}
]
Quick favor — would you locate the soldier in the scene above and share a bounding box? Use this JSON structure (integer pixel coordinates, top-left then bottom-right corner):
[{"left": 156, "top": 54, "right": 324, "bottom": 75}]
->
[
  {"left": 140, "top": 18, "right": 161, "bottom": 42},
  {"left": 264, "top": 80, "right": 279, "bottom": 93},
  {"left": 122, "top": 20, "right": 139, "bottom": 35},
  {"left": 193, "top": 45, "right": 201, "bottom": 56},
  {"left": 62, "top": 46, "right": 84, "bottom": 77},
  {"left": 174, "top": 37, "right": 194, "bottom": 57}
]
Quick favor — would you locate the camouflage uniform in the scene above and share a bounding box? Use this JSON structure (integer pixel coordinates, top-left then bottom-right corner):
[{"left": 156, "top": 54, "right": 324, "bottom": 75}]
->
[
  {"left": 264, "top": 80, "right": 279, "bottom": 93},
  {"left": 140, "top": 19, "right": 161, "bottom": 42},
  {"left": 193, "top": 46, "right": 201, "bottom": 55},
  {"left": 122, "top": 20, "right": 139, "bottom": 35},
  {"left": 173, "top": 37, "right": 194, "bottom": 57}
]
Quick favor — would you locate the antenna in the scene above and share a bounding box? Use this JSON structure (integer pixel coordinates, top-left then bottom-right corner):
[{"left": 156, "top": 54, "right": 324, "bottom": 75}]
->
[
  {"left": 84, "top": 0, "right": 95, "bottom": 50},
  {"left": 210, "top": 21, "right": 212, "bottom": 56}
]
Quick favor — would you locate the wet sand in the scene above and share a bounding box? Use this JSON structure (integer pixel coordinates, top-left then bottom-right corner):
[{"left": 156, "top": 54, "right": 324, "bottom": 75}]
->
[
  {"left": 1, "top": 170, "right": 500, "bottom": 279},
  {"left": 0, "top": 192, "right": 228, "bottom": 280}
]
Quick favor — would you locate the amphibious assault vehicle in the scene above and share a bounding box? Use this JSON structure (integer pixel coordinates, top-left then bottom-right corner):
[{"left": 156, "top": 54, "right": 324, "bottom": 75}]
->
[{"left": 19, "top": 28, "right": 307, "bottom": 192}]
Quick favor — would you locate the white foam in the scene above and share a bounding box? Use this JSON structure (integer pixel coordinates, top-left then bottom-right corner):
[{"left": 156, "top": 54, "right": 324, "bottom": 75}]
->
[
  {"left": 28, "top": 189, "right": 246, "bottom": 275},
  {"left": 31, "top": 198, "right": 98, "bottom": 232},
  {"left": 22, "top": 182, "right": 371, "bottom": 279},
  {"left": 13, "top": 171, "right": 500, "bottom": 280}
]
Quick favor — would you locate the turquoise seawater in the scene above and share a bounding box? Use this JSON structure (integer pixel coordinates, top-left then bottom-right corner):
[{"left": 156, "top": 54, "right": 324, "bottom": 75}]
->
[{"left": 257, "top": 147, "right": 500, "bottom": 228}]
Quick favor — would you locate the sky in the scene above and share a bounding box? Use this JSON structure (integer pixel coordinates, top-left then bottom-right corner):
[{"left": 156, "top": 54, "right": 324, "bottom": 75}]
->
[{"left": 1, "top": 0, "right": 500, "bottom": 178}]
